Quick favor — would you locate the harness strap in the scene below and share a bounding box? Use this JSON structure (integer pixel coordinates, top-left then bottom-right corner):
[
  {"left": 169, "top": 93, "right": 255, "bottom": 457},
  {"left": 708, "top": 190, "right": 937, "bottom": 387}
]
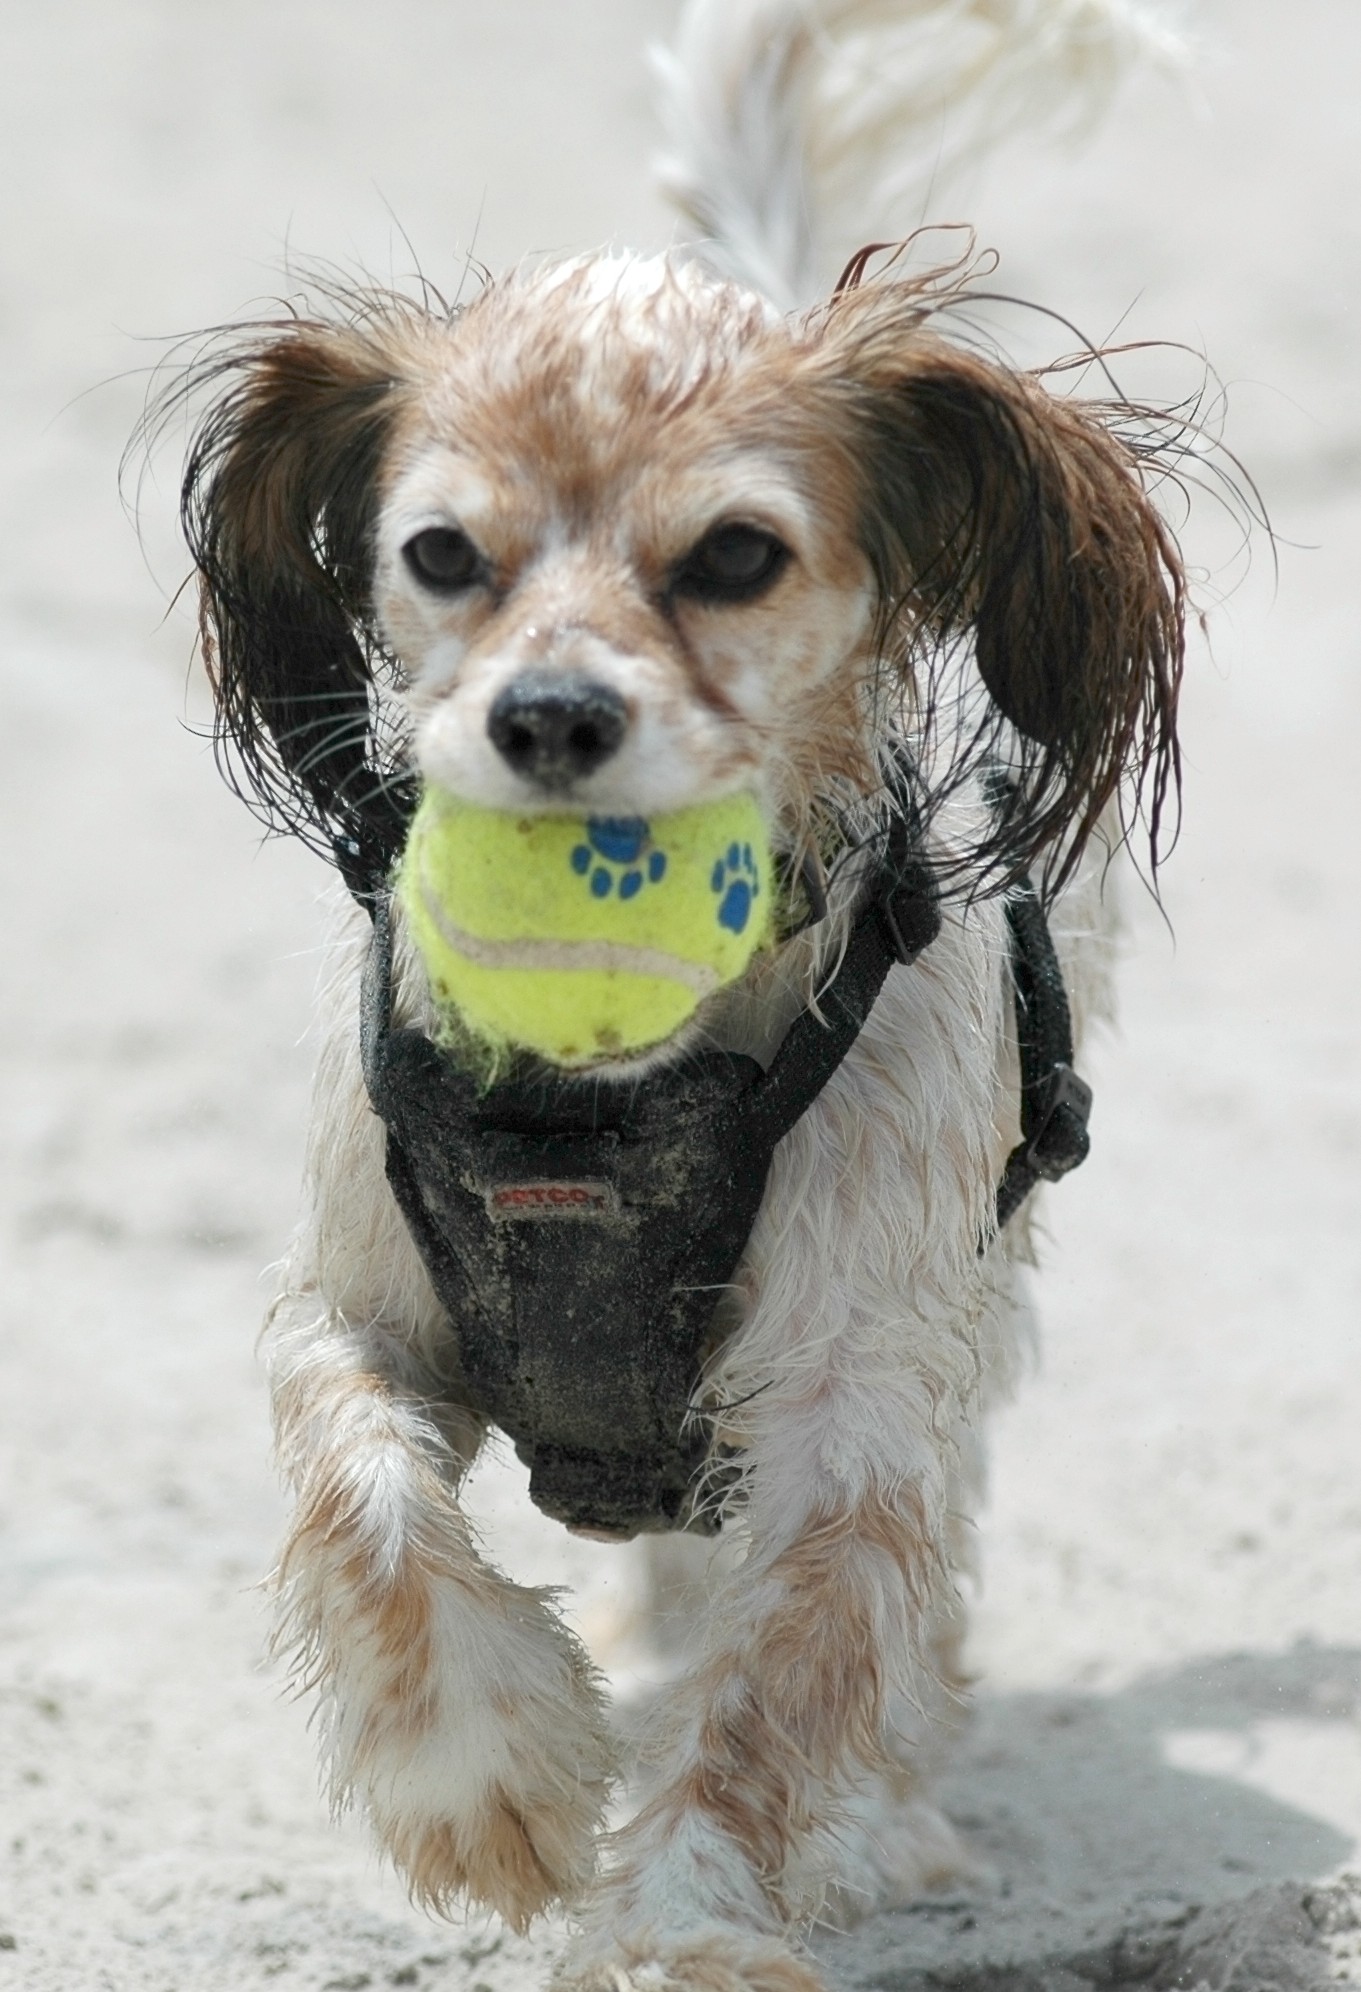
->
[
  {"left": 994, "top": 876, "right": 1093, "bottom": 1231},
  {"left": 739, "top": 777, "right": 942, "bottom": 1148}
]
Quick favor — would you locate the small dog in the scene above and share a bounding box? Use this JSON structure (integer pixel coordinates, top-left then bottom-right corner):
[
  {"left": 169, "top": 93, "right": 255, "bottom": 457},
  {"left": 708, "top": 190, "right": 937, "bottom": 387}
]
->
[{"left": 164, "top": 4, "right": 1188, "bottom": 1986}]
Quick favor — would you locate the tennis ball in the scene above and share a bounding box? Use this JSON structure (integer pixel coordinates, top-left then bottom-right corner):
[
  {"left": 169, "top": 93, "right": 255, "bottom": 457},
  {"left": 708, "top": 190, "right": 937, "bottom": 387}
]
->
[{"left": 398, "top": 788, "right": 772, "bottom": 1067}]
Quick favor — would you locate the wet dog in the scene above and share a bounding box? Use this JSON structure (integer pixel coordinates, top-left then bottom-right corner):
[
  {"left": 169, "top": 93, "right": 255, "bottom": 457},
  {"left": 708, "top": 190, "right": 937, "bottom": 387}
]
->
[{"left": 165, "top": 4, "right": 1186, "bottom": 1985}]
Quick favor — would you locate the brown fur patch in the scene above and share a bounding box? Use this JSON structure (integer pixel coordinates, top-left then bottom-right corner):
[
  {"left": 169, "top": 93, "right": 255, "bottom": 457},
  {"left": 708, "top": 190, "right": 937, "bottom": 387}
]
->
[
  {"left": 273, "top": 1366, "right": 510, "bottom": 1742},
  {"left": 639, "top": 1489, "right": 936, "bottom": 1899},
  {"left": 384, "top": 1780, "right": 586, "bottom": 1931}
]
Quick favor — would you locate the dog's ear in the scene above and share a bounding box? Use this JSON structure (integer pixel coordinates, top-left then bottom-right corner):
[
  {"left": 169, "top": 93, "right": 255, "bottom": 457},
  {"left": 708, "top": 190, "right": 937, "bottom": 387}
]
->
[
  {"left": 818, "top": 289, "right": 1185, "bottom": 887},
  {"left": 180, "top": 319, "right": 417, "bottom": 876}
]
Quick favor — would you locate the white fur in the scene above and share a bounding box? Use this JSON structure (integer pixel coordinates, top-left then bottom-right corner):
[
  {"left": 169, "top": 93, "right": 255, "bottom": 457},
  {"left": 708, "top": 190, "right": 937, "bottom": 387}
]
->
[{"left": 655, "top": 0, "right": 1188, "bottom": 305}]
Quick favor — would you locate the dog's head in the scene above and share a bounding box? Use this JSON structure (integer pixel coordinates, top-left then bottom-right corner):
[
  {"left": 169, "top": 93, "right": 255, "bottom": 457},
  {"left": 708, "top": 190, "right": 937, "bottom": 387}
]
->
[{"left": 179, "top": 250, "right": 1183, "bottom": 898}]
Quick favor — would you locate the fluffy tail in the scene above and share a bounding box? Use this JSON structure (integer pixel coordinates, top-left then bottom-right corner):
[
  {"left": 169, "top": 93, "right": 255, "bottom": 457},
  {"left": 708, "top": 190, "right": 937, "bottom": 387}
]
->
[{"left": 654, "top": 0, "right": 1187, "bottom": 306}]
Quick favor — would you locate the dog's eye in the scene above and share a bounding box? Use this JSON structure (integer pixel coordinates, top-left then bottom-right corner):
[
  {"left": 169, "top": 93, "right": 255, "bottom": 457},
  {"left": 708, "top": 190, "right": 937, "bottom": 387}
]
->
[
  {"left": 403, "top": 526, "right": 484, "bottom": 592},
  {"left": 671, "top": 524, "right": 790, "bottom": 604}
]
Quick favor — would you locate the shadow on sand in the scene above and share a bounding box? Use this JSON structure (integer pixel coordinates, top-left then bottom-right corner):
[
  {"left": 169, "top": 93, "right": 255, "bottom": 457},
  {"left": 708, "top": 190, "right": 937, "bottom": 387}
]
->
[{"left": 817, "top": 1643, "right": 1361, "bottom": 1990}]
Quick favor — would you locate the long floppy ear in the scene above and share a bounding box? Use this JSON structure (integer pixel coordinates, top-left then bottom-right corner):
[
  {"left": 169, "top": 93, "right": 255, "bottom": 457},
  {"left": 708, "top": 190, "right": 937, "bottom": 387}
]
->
[
  {"left": 177, "top": 316, "right": 420, "bottom": 884},
  {"left": 819, "top": 286, "right": 1184, "bottom": 890}
]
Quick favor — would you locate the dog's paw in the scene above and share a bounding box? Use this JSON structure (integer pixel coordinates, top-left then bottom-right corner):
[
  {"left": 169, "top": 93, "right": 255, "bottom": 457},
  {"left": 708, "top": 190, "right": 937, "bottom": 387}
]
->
[
  {"left": 333, "top": 1574, "right": 615, "bottom": 1930},
  {"left": 382, "top": 1770, "right": 603, "bottom": 1931},
  {"left": 814, "top": 1790, "right": 983, "bottom": 1933},
  {"left": 370, "top": 1644, "right": 615, "bottom": 1930},
  {"left": 556, "top": 1930, "right": 828, "bottom": 1992}
]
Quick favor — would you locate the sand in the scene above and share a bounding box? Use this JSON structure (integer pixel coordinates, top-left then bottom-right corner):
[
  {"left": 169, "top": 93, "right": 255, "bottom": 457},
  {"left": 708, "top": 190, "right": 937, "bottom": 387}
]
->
[{"left": 2, "top": 2, "right": 1359, "bottom": 1985}]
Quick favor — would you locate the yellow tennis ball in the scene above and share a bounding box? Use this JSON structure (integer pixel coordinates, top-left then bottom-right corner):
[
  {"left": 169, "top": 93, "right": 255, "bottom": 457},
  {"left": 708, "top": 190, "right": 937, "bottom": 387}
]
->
[{"left": 397, "top": 789, "right": 773, "bottom": 1067}]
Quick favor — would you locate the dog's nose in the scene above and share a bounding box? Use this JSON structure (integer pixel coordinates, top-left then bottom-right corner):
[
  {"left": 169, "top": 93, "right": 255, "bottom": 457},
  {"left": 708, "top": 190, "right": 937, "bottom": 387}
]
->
[{"left": 487, "top": 673, "right": 629, "bottom": 788}]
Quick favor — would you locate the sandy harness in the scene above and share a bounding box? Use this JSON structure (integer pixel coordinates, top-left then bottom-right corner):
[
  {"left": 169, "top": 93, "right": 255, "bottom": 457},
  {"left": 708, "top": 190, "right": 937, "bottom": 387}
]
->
[{"left": 348, "top": 765, "right": 1090, "bottom": 1540}]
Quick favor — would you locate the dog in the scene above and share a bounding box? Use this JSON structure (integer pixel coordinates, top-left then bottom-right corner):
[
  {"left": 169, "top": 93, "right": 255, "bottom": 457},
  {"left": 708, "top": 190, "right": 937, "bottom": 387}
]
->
[{"left": 161, "top": 3, "right": 1189, "bottom": 1986}]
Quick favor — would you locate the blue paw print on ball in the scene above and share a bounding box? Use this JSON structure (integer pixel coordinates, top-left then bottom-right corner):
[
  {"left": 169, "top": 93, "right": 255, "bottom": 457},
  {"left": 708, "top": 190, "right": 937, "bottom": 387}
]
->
[
  {"left": 570, "top": 817, "right": 668, "bottom": 901},
  {"left": 711, "top": 842, "right": 760, "bottom": 935}
]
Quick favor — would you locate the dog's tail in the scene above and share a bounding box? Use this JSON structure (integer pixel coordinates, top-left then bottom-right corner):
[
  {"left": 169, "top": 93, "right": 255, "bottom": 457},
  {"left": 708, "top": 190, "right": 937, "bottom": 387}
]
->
[{"left": 654, "top": 0, "right": 1187, "bottom": 306}]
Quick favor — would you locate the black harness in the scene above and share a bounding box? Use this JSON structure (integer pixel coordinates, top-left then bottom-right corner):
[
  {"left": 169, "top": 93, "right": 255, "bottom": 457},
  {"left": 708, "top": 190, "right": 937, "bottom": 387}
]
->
[{"left": 349, "top": 768, "right": 1092, "bottom": 1541}]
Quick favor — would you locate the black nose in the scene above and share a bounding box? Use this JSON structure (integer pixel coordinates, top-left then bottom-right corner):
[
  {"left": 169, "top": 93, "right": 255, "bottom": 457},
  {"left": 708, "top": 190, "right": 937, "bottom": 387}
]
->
[{"left": 487, "top": 673, "right": 629, "bottom": 788}]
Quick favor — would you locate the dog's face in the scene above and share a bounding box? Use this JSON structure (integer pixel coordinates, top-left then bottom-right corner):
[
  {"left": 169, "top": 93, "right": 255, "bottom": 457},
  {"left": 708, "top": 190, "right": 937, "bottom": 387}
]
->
[
  {"left": 180, "top": 246, "right": 1182, "bottom": 893},
  {"left": 372, "top": 257, "right": 875, "bottom": 825}
]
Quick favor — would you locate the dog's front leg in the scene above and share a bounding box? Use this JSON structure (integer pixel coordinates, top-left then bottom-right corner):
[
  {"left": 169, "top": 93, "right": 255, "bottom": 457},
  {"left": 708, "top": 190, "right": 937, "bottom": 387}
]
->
[
  {"left": 554, "top": 931, "right": 998, "bottom": 1990},
  {"left": 266, "top": 1295, "right": 616, "bottom": 1928},
  {"left": 560, "top": 1349, "right": 961, "bottom": 1991}
]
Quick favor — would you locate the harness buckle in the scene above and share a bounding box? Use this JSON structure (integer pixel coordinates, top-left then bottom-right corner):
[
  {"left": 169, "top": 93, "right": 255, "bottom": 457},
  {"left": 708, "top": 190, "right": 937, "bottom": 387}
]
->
[
  {"left": 879, "top": 863, "right": 941, "bottom": 966},
  {"left": 1023, "top": 1062, "right": 1093, "bottom": 1182}
]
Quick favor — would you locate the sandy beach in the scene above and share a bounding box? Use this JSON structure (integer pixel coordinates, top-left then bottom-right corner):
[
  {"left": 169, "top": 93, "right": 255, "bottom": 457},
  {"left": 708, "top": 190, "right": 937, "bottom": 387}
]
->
[{"left": 2, "top": 2, "right": 1359, "bottom": 1985}]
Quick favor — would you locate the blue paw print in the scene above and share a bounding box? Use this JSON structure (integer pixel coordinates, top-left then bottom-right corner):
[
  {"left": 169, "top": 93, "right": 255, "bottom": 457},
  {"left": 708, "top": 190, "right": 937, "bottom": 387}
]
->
[
  {"left": 711, "top": 841, "right": 760, "bottom": 935},
  {"left": 570, "top": 817, "right": 668, "bottom": 901}
]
